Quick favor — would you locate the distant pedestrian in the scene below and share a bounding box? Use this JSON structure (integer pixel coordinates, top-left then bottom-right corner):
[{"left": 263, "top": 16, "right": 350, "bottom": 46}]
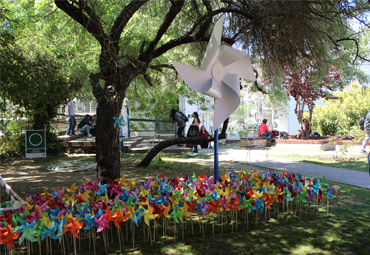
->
[
  {"left": 170, "top": 109, "right": 189, "bottom": 144},
  {"left": 65, "top": 98, "right": 76, "bottom": 136},
  {"left": 361, "top": 110, "right": 370, "bottom": 154},
  {"left": 187, "top": 112, "right": 200, "bottom": 152}
]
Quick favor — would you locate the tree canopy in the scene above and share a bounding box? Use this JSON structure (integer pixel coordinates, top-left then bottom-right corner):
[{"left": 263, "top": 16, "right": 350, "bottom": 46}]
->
[{"left": 2, "top": 0, "right": 370, "bottom": 181}]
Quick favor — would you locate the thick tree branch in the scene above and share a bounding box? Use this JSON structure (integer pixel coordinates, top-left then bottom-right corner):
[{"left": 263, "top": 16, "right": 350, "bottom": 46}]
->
[
  {"left": 149, "top": 64, "right": 176, "bottom": 72},
  {"left": 140, "top": 1, "right": 184, "bottom": 61},
  {"left": 109, "top": 0, "right": 149, "bottom": 44},
  {"left": 54, "top": 0, "right": 106, "bottom": 44}
]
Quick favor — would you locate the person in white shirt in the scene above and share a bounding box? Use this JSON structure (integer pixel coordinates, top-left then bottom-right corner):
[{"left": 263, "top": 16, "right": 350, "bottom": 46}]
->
[{"left": 65, "top": 99, "right": 76, "bottom": 135}]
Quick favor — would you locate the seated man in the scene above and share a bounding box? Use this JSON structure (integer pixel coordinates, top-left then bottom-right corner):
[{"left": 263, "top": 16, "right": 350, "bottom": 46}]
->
[
  {"left": 258, "top": 118, "right": 274, "bottom": 146},
  {"left": 90, "top": 115, "right": 97, "bottom": 136},
  {"left": 77, "top": 114, "right": 93, "bottom": 137}
]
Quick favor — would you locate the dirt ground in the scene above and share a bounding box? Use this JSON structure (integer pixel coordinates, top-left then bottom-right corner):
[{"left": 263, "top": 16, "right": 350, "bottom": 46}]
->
[{"left": 0, "top": 152, "right": 258, "bottom": 199}]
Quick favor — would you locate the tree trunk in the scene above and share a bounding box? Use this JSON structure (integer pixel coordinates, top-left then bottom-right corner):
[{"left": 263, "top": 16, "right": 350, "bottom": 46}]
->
[
  {"left": 95, "top": 97, "right": 123, "bottom": 183},
  {"left": 138, "top": 119, "right": 229, "bottom": 167}
]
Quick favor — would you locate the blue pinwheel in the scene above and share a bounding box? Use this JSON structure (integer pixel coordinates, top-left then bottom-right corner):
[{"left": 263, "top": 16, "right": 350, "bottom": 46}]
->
[
  {"left": 252, "top": 197, "right": 266, "bottom": 213},
  {"left": 16, "top": 219, "right": 36, "bottom": 233},
  {"left": 96, "top": 182, "right": 110, "bottom": 195},
  {"left": 132, "top": 209, "right": 144, "bottom": 226},
  {"left": 83, "top": 214, "right": 99, "bottom": 230},
  {"left": 112, "top": 115, "right": 125, "bottom": 128},
  {"left": 41, "top": 224, "right": 59, "bottom": 240}
]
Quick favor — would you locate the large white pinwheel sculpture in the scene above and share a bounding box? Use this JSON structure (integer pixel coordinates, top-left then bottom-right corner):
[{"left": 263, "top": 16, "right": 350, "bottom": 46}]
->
[{"left": 173, "top": 15, "right": 256, "bottom": 130}]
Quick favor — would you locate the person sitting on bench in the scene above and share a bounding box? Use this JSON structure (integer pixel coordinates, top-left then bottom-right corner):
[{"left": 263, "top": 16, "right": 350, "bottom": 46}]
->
[
  {"left": 258, "top": 118, "right": 275, "bottom": 146},
  {"left": 78, "top": 114, "right": 93, "bottom": 137}
]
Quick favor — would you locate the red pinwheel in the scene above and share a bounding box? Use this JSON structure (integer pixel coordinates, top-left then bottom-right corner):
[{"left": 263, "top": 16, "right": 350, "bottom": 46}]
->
[
  {"left": 0, "top": 224, "right": 19, "bottom": 248},
  {"left": 318, "top": 189, "right": 324, "bottom": 203}
]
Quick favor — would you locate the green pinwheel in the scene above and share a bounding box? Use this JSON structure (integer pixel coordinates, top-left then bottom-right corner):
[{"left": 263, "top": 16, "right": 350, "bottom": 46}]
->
[
  {"left": 239, "top": 195, "right": 253, "bottom": 212},
  {"left": 319, "top": 177, "right": 327, "bottom": 188},
  {"left": 19, "top": 228, "right": 37, "bottom": 244},
  {"left": 285, "top": 189, "right": 295, "bottom": 204},
  {"left": 169, "top": 206, "right": 184, "bottom": 223},
  {"left": 296, "top": 191, "right": 308, "bottom": 203}
]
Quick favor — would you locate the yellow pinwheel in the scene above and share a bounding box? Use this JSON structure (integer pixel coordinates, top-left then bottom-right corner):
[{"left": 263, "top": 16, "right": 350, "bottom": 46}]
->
[
  {"left": 127, "top": 177, "right": 136, "bottom": 190},
  {"left": 115, "top": 174, "right": 128, "bottom": 186},
  {"left": 139, "top": 206, "right": 159, "bottom": 226},
  {"left": 66, "top": 183, "right": 78, "bottom": 193}
]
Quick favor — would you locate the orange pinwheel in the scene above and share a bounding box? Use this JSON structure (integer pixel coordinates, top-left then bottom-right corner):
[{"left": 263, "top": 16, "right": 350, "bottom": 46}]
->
[
  {"left": 111, "top": 207, "right": 128, "bottom": 229},
  {"left": 0, "top": 224, "right": 19, "bottom": 248},
  {"left": 207, "top": 199, "right": 221, "bottom": 215},
  {"left": 229, "top": 197, "right": 242, "bottom": 213},
  {"left": 62, "top": 217, "right": 83, "bottom": 238},
  {"left": 263, "top": 194, "right": 276, "bottom": 210}
]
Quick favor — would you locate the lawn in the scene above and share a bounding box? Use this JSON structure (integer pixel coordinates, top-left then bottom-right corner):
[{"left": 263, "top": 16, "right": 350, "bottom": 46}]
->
[
  {"left": 270, "top": 154, "right": 369, "bottom": 173},
  {"left": 1, "top": 153, "right": 370, "bottom": 255}
]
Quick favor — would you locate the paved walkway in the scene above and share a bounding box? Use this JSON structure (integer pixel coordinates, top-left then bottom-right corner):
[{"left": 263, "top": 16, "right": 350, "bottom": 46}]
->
[{"left": 197, "top": 147, "right": 370, "bottom": 189}]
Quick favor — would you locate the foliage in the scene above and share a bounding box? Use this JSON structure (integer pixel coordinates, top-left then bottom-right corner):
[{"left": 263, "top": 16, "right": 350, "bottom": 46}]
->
[
  {"left": 0, "top": 120, "right": 26, "bottom": 158},
  {"left": 311, "top": 81, "right": 370, "bottom": 136},
  {"left": 0, "top": 5, "right": 83, "bottom": 130}
]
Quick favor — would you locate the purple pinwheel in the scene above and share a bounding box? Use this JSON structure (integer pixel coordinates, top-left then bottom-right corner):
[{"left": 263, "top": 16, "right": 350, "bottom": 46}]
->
[
  {"left": 200, "top": 199, "right": 209, "bottom": 215},
  {"left": 139, "top": 177, "right": 155, "bottom": 190},
  {"left": 52, "top": 188, "right": 65, "bottom": 199},
  {"left": 305, "top": 189, "right": 316, "bottom": 203}
]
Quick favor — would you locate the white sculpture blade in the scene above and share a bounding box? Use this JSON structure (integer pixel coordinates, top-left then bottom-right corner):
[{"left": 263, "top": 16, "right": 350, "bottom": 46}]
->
[
  {"left": 213, "top": 74, "right": 240, "bottom": 130},
  {"left": 200, "top": 15, "right": 225, "bottom": 71},
  {"left": 173, "top": 14, "right": 256, "bottom": 131},
  {"left": 219, "top": 46, "right": 256, "bottom": 81},
  {"left": 173, "top": 62, "right": 222, "bottom": 99}
]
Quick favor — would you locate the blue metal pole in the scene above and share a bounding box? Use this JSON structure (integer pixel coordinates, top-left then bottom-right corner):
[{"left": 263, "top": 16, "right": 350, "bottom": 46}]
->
[
  {"left": 127, "top": 108, "right": 130, "bottom": 139},
  {"left": 214, "top": 129, "right": 219, "bottom": 184}
]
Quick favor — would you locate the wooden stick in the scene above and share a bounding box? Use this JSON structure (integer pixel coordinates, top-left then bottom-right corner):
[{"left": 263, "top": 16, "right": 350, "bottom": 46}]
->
[
  {"left": 38, "top": 237, "right": 42, "bottom": 255},
  {"left": 117, "top": 228, "right": 122, "bottom": 254},
  {"left": 73, "top": 237, "right": 77, "bottom": 255}
]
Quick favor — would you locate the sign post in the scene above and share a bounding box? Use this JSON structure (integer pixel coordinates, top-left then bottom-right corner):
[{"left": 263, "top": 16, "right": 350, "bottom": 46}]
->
[{"left": 25, "top": 130, "right": 46, "bottom": 158}]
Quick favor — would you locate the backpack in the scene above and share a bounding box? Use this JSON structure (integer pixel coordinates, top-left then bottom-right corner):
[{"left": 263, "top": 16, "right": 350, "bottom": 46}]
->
[
  {"left": 359, "top": 116, "right": 366, "bottom": 130},
  {"left": 179, "top": 111, "right": 189, "bottom": 122}
]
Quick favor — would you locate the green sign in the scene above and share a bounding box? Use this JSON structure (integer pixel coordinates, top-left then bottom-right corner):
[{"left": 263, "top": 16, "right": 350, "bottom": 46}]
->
[{"left": 25, "top": 130, "right": 46, "bottom": 158}]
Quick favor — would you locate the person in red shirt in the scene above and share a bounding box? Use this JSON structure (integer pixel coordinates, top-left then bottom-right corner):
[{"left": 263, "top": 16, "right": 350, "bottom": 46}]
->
[{"left": 258, "top": 119, "right": 274, "bottom": 146}]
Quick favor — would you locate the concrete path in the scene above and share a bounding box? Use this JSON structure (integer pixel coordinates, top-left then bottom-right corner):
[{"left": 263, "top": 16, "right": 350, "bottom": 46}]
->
[{"left": 198, "top": 147, "right": 370, "bottom": 189}]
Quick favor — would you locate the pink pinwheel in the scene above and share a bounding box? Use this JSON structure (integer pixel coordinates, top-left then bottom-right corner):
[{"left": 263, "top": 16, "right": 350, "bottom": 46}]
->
[
  {"left": 52, "top": 187, "right": 65, "bottom": 198},
  {"left": 109, "top": 183, "right": 122, "bottom": 197},
  {"left": 24, "top": 208, "right": 41, "bottom": 223},
  {"left": 331, "top": 185, "right": 339, "bottom": 196},
  {"left": 95, "top": 214, "right": 110, "bottom": 232},
  {"left": 37, "top": 200, "right": 50, "bottom": 212},
  {"left": 81, "top": 179, "right": 93, "bottom": 191}
]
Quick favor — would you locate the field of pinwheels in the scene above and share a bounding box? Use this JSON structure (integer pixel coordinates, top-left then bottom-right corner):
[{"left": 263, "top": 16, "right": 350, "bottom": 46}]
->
[{"left": 1, "top": 153, "right": 370, "bottom": 255}]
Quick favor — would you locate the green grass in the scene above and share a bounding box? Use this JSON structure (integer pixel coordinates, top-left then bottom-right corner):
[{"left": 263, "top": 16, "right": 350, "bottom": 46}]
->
[{"left": 271, "top": 154, "right": 369, "bottom": 172}]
